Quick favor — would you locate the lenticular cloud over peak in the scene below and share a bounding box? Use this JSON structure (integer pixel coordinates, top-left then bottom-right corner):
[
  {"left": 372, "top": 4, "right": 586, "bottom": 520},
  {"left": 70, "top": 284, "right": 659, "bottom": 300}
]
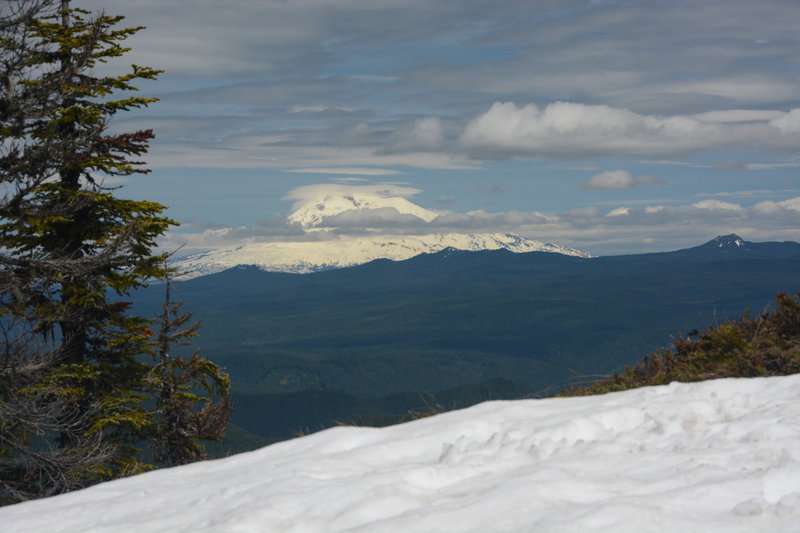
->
[
  {"left": 3, "top": 374, "right": 800, "bottom": 532},
  {"left": 286, "top": 185, "right": 439, "bottom": 229}
]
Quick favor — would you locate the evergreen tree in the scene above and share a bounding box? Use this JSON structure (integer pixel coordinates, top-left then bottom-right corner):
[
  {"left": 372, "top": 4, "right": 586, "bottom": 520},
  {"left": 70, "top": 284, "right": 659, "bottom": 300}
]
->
[
  {"left": 0, "top": 0, "right": 230, "bottom": 503},
  {"left": 147, "top": 270, "right": 232, "bottom": 468}
]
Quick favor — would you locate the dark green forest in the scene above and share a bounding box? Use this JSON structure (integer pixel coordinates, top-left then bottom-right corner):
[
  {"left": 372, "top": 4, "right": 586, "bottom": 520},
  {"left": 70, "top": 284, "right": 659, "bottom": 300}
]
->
[{"left": 134, "top": 236, "right": 800, "bottom": 451}]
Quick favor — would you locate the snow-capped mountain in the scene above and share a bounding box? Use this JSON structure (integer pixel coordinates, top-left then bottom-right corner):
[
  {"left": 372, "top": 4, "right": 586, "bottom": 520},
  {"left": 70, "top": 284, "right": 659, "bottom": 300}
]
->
[
  {"left": 173, "top": 232, "right": 591, "bottom": 278},
  {"left": 172, "top": 192, "right": 590, "bottom": 278}
]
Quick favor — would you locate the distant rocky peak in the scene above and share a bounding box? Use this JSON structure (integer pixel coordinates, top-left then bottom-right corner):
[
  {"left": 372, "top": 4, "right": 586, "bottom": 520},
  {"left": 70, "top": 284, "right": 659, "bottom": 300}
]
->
[{"left": 712, "top": 234, "right": 747, "bottom": 248}]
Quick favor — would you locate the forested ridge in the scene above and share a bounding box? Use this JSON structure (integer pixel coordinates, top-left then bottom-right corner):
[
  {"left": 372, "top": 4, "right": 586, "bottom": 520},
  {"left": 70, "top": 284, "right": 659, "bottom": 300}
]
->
[{"left": 137, "top": 239, "right": 800, "bottom": 448}]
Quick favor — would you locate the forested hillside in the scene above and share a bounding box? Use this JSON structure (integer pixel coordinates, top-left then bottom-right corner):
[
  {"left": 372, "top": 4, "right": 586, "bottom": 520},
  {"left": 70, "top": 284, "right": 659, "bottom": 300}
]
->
[{"left": 134, "top": 235, "right": 800, "bottom": 447}]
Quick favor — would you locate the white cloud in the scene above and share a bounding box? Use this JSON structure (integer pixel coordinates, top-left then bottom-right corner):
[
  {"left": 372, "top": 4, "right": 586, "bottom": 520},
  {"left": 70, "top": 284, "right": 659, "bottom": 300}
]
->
[
  {"left": 85, "top": 0, "right": 800, "bottom": 176},
  {"left": 161, "top": 193, "right": 800, "bottom": 256},
  {"left": 289, "top": 105, "right": 329, "bottom": 114},
  {"left": 460, "top": 102, "right": 800, "bottom": 159},
  {"left": 582, "top": 169, "right": 664, "bottom": 190},
  {"left": 778, "top": 197, "right": 800, "bottom": 212},
  {"left": 146, "top": 137, "right": 476, "bottom": 170},
  {"left": 284, "top": 183, "right": 424, "bottom": 208},
  {"left": 769, "top": 109, "right": 800, "bottom": 134},
  {"left": 747, "top": 161, "right": 800, "bottom": 170},
  {"left": 691, "top": 200, "right": 744, "bottom": 211},
  {"left": 752, "top": 201, "right": 784, "bottom": 215}
]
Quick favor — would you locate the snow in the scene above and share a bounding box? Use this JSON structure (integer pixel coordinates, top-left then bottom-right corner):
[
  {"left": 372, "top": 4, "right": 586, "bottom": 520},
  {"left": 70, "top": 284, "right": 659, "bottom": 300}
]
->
[
  {"left": 4, "top": 375, "right": 800, "bottom": 532},
  {"left": 173, "top": 232, "right": 591, "bottom": 278},
  {"left": 171, "top": 191, "right": 591, "bottom": 277},
  {"left": 713, "top": 234, "right": 746, "bottom": 248}
]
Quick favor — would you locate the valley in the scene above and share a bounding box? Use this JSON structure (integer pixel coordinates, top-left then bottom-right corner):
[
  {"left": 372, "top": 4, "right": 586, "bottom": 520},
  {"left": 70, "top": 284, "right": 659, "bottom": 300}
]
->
[{"left": 135, "top": 234, "right": 800, "bottom": 451}]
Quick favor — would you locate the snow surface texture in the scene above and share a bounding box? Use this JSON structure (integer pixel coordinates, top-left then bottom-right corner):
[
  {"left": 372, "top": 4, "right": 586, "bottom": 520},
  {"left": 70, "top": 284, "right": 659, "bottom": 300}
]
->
[
  {"left": 172, "top": 191, "right": 591, "bottom": 277},
  {"left": 3, "top": 375, "right": 800, "bottom": 532}
]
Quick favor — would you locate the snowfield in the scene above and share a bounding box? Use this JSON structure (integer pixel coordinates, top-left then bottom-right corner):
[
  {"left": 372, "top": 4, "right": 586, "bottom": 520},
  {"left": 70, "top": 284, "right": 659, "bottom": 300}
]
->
[{"left": 3, "top": 375, "right": 800, "bottom": 532}]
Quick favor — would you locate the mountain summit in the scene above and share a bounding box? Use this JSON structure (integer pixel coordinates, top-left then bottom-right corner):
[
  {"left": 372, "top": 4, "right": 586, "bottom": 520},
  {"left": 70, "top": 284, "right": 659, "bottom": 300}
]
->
[
  {"left": 711, "top": 234, "right": 748, "bottom": 249},
  {"left": 668, "top": 234, "right": 800, "bottom": 261}
]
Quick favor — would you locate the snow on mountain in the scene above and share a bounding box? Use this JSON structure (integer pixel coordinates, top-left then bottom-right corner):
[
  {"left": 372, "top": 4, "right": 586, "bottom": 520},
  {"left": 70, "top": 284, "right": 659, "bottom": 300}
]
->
[
  {"left": 172, "top": 232, "right": 591, "bottom": 278},
  {"left": 172, "top": 191, "right": 590, "bottom": 277},
  {"left": 712, "top": 233, "right": 747, "bottom": 248},
  {"left": 4, "top": 374, "right": 800, "bottom": 532}
]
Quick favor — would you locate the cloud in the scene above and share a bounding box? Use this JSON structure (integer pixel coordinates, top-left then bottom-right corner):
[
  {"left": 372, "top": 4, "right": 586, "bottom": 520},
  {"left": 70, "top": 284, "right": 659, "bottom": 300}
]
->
[
  {"left": 92, "top": 0, "right": 800, "bottom": 175},
  {"left": 693, "top": 110, "right": 785, "bottom": 123},
  {"left": 284, "top": 183, "right": 422, "bottom": 202},
  {"left": 313, "top": 208, "right": 435, "bottom": 232},
  {"left": 289, "top": 105, "right": 329, "bottom": 114},
  {"left": 145, "top": 136, "right": 476, "bottom": 170},
  {"left": 161, "top": 193, "right": 800, "bottom": 257},
  {"left": 460, "top": 102, "right": 800, "bottom": 159},
  {"left": 713, "top": 159, "right": 749, "bottom": 171},
  {"left": 607, "top": 207, "right": 630, "bottom": 217},
  {"left": 393, "top": 195, "right": 800, "bottom": 253},
  {"left": 753, "top": 197, "right": 800, "bottom": 215},
  {"left": 747, "top": 161, "right": 800, "bottom": 170},
  {"left": 82, "top": 0, "right": 800, "bottom": 257},
  {"left": 383, "top": 117, "right": 445, "bottom": 154},
  {"left": 286, "top": 168, "right": 403, "bottom": 176},
  {"left": 530, "top": 197, "right": 800, "bottom": 254},
  {"left": 659, "top": 79, "right": 799, "bottom": 105},
  {"left": 779, "top": 198, "right": 800, "bottom": 212},
  {"left": 582, "top": 170, "right": 664, "bottom": 190},
  {"left": 769, "top": 109, "right": 800, "bottom": 135},
  {"left": 696, "top": 190, "right": 776, "bottom": 199},
  {"left": 691, "top": 200, "right": 744, "bottom": 211}
]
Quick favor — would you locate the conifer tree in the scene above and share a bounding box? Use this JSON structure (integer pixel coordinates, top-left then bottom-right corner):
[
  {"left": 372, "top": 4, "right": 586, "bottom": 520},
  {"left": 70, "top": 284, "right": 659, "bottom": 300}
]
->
[
  {"left": 0, "top": 0, "right": 230, "bottom": 503},
  {"left": 147, "top": 270, "right": 232, "bottom": 467}
]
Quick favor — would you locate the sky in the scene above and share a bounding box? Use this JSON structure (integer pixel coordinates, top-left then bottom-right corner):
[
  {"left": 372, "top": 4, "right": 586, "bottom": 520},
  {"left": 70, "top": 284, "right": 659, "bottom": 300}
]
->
[
  {"left": 3, "top": 374, "right": 800, "bottom": 532},
  {"left": 81, "top": 0, "right": 800, "bottom": 255}
]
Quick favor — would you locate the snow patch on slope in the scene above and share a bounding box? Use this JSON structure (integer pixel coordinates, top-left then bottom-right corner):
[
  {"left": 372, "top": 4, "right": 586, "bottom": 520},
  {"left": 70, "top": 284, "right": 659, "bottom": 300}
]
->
[
  {"left": 713, "top": 233, "right": 747, "bottom": 248},
  {"left": 4, "top": 374, "right": 800, "bottom": 532}
]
